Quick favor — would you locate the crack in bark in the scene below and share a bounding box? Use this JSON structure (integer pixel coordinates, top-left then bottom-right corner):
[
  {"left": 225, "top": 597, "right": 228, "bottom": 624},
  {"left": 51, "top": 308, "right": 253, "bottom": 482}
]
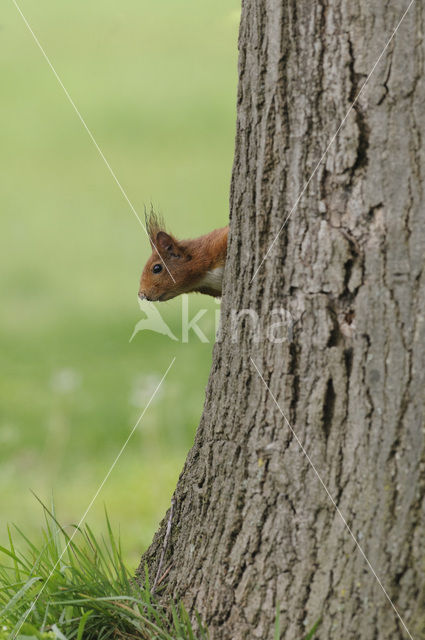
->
[
  {"left": 322, "top": 378, "right": 336, "bottom": 439},
  {"left": 347, "top": 35, "right": 370, "bottom": 174}
]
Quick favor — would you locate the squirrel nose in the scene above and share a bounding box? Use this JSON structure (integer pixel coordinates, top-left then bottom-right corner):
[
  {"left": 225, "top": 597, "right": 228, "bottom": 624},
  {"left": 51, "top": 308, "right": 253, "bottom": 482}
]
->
[{"left": 138, "top": 292, "right": 147, "bottom": 301}]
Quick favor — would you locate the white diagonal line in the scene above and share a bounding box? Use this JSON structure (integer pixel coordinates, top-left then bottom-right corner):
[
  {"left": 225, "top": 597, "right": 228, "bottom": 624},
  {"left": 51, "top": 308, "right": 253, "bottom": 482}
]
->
[
  {"left": 11, "top": 356, "right": 176, "bottom": 640},
  {"left": 251, "top": 0, "right": 416, "bottom": 283},
  {"left": 250, "top": 357, "right": 414, "bottom": 640},
  {"left": 11, "top": 0, "right": 176, "bottom": 283}
]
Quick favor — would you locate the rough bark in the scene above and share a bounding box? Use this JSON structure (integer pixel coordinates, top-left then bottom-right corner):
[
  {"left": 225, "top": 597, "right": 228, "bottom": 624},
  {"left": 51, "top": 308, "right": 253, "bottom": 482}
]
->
[{"left": 137, "top": 1, "right": 425, "bottom": 638}]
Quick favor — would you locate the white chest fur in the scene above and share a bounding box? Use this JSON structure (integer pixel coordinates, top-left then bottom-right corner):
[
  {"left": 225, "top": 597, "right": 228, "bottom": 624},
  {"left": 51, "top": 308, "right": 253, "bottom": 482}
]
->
[{"left": 197, "top": 266, "right": 224, "bottom": 293}]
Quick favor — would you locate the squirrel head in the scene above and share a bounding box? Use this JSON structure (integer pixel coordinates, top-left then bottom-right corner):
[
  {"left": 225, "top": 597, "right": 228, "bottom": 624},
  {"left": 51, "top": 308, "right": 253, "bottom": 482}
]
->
[{"left": 138, "top": 211, "right": 193, "bottom": 302}]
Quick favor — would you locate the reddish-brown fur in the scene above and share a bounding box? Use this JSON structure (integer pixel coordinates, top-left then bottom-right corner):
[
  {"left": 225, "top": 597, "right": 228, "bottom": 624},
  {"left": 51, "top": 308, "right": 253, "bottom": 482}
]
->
[{"left": 138, "top": 212, "right": 229, "bottom": 302}]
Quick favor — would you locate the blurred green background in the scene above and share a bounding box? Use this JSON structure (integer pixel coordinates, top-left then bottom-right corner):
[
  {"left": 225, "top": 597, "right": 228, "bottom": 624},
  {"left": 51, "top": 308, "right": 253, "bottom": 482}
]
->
[{"left": 0, "top": 0, "right": 239, "bottom": 567}]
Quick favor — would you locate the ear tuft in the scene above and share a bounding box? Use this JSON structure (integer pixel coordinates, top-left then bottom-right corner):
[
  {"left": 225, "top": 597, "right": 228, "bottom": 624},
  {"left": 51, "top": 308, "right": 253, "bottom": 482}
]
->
[{"left": 145, "top": 207, "right": 166, "bottom": 247}]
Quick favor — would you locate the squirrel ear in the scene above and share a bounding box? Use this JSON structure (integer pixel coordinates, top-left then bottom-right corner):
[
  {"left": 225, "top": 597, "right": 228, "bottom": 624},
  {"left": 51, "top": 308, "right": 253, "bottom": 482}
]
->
[{"left": 156, "top": 231, "right": 181, "bottom": 257}]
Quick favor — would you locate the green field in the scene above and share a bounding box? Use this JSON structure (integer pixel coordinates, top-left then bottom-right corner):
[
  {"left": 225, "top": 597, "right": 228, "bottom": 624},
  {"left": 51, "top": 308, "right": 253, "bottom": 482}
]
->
[{"left": 0, "top": 0, "right": 239, "bottom": 567}]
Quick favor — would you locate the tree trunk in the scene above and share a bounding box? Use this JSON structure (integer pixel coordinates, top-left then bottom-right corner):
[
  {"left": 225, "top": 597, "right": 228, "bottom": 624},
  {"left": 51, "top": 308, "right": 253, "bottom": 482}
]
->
[{"left": 137, "top": 1, "right": 425, "bottom": 638}]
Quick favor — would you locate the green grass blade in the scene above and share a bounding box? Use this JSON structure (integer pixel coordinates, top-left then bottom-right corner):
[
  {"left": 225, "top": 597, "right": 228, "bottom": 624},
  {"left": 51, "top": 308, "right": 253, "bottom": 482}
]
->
[
  {"left": 76, "top": 609, "right": 93, "bottom": 640},
  {"left": 51, "top": 623, "right": 68, "bottom": 639},
  {"left": 0, "top": 576, "right": 41, "bottom": 617},
  {"left": 0, "top": 545, "right": 28, "bottom": 569},
  {"left": 7, "top": 525, "right": 21, "bottom": 583},
  {"left": 274, "top": 603, "right": 280, "bottom": 640},
  {"left": 304, "top": 618, "right": 321, "bottom": 639}
]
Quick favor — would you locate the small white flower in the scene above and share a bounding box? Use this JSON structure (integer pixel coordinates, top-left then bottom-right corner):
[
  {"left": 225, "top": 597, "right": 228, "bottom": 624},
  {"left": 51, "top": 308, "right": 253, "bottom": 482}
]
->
[
  {"left": 50, "top": 368, "right": 81, "bottom": 394},
  {"left": 129, "top": 374, "right": 163, "bottom": 408}
]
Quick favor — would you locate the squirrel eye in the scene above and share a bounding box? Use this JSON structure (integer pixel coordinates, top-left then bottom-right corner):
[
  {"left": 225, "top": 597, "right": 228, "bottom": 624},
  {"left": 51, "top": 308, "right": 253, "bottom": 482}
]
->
[{"left": 152, "top": 264, "right": 163, "bottom": 274}]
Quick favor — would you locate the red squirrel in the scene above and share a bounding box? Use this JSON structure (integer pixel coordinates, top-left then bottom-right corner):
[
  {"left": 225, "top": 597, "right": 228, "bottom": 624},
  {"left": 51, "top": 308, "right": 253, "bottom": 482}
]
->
[{"left": 138, "top": 212, "right": 229, "bottom": 302}]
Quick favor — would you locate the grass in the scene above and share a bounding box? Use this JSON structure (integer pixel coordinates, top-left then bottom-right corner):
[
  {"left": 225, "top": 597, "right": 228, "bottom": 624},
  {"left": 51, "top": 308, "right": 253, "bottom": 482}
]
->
[
  {"left": 0, "top": 503, "right": 209, "bottom": 640},
  {"left": 0, "top": 504, "right": 320, "bottom": 640},
  {"left": 0, "top": 0, "right": 239, "bottom": 565}
]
